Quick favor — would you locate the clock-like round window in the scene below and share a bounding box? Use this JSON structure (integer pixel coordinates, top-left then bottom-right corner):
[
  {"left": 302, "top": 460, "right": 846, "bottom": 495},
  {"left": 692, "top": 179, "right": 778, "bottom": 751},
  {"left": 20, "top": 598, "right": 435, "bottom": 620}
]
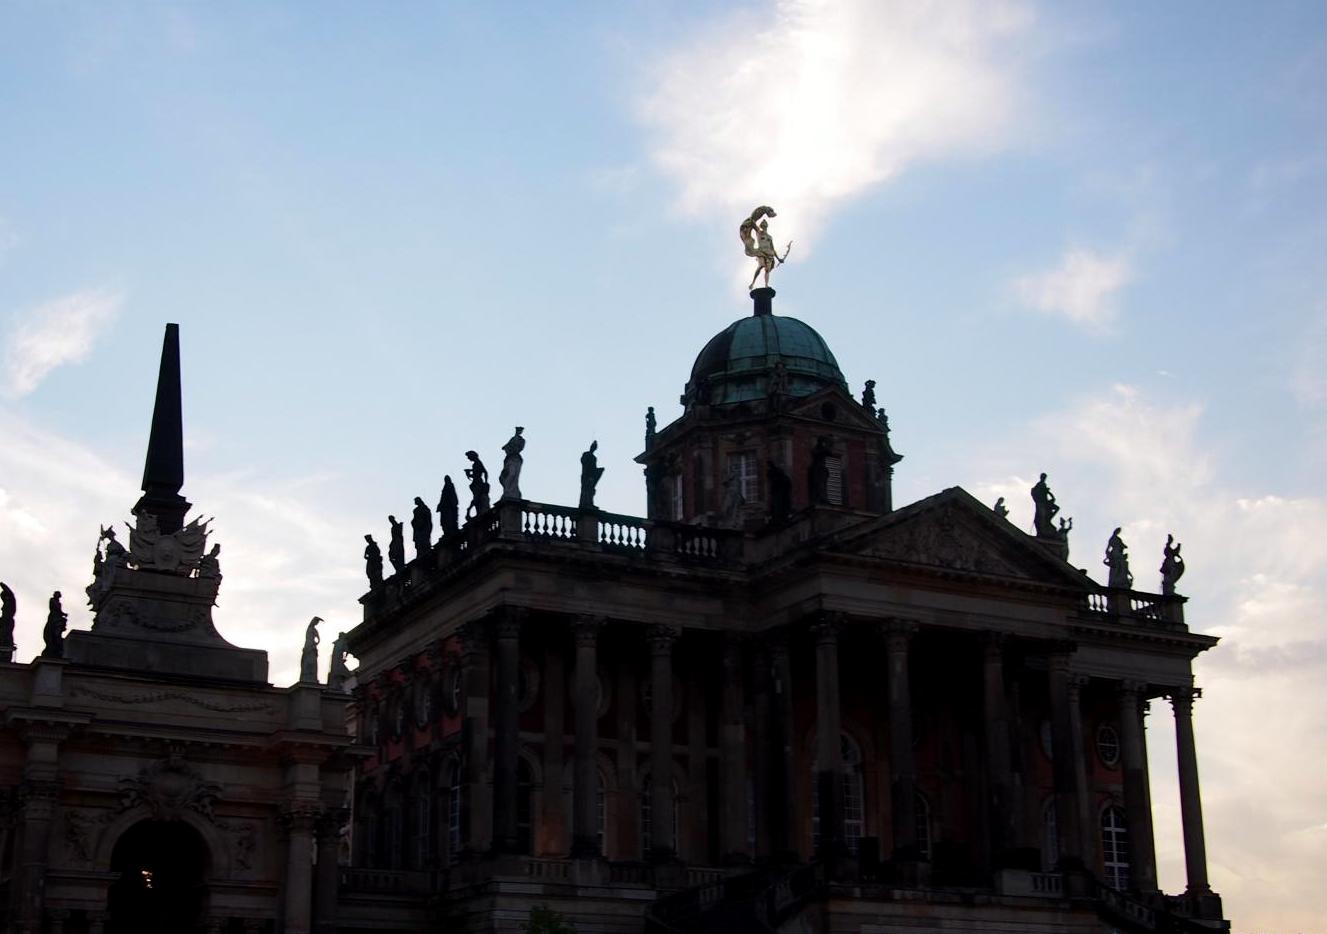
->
[{"left": 1096, "top": 724, "right": 1121, "bottom": 768}]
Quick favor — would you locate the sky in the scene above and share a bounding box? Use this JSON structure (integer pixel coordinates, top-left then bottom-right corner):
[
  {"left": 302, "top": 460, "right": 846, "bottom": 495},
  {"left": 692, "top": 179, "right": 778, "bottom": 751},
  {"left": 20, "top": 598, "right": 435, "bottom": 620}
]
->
[{"left": 1, "top": 1, "right": 1325, "bottom": 929}]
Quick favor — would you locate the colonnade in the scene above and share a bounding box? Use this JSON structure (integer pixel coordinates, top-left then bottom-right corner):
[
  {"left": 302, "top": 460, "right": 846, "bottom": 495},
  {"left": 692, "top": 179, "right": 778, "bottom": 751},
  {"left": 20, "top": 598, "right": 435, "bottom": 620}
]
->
[{"left": 450, "top": 609, "right": 1212, "bottom": 897}]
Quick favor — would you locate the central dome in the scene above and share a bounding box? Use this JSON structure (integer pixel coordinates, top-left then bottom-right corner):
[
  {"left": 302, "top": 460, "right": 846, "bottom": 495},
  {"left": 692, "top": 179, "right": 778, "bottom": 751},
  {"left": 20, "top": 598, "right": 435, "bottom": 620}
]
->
[{"left": 684, "top": 296, "right": 846, "bottom": 407}]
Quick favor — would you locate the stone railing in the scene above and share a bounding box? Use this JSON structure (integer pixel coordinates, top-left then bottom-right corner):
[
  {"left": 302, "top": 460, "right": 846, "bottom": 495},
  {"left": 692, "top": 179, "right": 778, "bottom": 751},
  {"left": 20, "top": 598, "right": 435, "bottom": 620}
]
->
[
  {"left": 522, "top": 502, "right": 578, "bottom": 541},
  {"left": 339, "top": 867, "right": 432, "bottom": 894},
  {"left": 525, "top": 857, "right": 571, "bottom": 881},
  {"left": 1093, "top": 877, "right": 1157, "bottom": 931},
  {"left": 598, "top": 511, "right": 649, "bottom": 551},
  {"left": 1078, "top": 586, "right": 1185, "bottom": 629}
]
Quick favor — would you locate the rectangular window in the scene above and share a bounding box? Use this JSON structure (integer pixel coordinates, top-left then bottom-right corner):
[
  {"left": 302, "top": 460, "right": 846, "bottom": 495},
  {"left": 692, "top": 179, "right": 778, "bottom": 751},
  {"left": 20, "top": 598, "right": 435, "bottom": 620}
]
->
[
  {"left": 729, "top": 451, "right": 758, "bottom": 502},
  {"left": 825, "top": 456, "right": 844, "bottom": 506}
]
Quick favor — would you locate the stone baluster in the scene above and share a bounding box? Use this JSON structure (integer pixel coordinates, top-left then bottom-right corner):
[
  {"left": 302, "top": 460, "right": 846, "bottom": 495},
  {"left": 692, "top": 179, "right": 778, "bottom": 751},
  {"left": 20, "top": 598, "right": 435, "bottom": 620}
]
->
[
  {"left": 1171, "top": 687, "right": 1211, "bottom": 894},
  {"left": 647, "top": 625, "right": 679, "bottom": 860},
  {"left": 571, "top": 616, "right": 604, "bottom": 858},
  {"left": 812, "top": 614, "right": 846, "bottom": 862},
  {"left": 884, "top": 620, "right": 919, "bottom": 861},
  {"left": 459, "top": 622, "right": 492, "bottom": 854},
  {"left": 493, "top": 608, "right": 524, "bottom": 854},
  {"left": 719, "top": 634, "right": 749, "bottom": 863},
  {"left": 1118, "top": 681, "right": 1158, "bottom": 892}
]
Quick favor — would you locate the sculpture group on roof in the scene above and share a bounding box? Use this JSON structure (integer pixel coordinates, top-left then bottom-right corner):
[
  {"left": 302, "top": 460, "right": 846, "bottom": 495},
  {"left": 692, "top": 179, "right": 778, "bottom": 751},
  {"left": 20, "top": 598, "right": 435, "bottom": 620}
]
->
[{"left": 740, "top": 205, "right": 792, "bottom": 290}]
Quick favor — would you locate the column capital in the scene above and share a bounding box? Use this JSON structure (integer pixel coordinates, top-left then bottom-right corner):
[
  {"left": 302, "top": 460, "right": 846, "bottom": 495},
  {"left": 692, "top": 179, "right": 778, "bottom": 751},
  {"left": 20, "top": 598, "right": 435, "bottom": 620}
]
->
[
  {"left": 1169, "top": 685, "right": 1201, "bottom": 714},
  {"left": 1067, "top": 672, "right": 1089, "bottom": 701},
  {"left": 882, "top": 617, "right": 917, "bottom": 649},
  {"left": 572, "top": 615, "right": 605, "bottom": 646},
  {"left": 647, "top": 624, "right": 680, "bottom": 655},
  {"left": 809, "top": 612, "right": 844, "bottom": 645},
  {"left": 315, "top": 807, "right": 349, "bottom": 841},
  {"left": 279, "top": 804, "right": 321, "bottom": 835},
  {"left": 494, "top": 607, "right": 527, "bottom": 640},
  {"left": 457, "top": 621, "right": 488, "bottom": 658}
]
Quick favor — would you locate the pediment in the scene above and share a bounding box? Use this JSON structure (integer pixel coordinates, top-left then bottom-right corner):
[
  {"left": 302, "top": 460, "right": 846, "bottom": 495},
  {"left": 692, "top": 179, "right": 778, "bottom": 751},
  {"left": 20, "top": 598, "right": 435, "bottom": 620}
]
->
[
  {"left": 785, "top": 385, "right": 885, "bottom": 432},
  {"left": 831, "top": 488, "right": 1089, "bottom": 589}
]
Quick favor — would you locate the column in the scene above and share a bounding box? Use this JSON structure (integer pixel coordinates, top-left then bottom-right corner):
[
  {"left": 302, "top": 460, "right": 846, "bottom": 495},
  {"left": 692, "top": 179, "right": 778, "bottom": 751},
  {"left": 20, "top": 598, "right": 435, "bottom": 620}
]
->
[
  {"left": 719, "top": 634, "right": 749, "bottom": 863},
  {"left": 1171, "top": 687, "right": 1210, "bottom": 893},
  {"left": 283, "top": 807, "right": 317, "bottom": 934},
  {"left": 615, "top": 658, "right": 641, "bottom": 858},
  {"left": 751, "top": 641, "right": 773, "bottom": 860},
  {"left": 1118, "top": 681, "right": 1158, "bottom": 892},
  {"left": 685, "top": 669, "right": 708, "bottom": 861},
  {"left": 314, "top": 808, "right": 345, "bottom": 934},
  {"left": 493, "top": 609, "right": 523, "bottom": 854},
  {"left": 459, "top": 622, "right": 492, "bottom": 854},
  {"left": 812, "top": 615, "right": 846, "bottom": 861},
  {"left": 769, "top": 630, "right": 796, "bottom": 861},
  {"left": 1047, "top": 650, "right": 1083, "bottom": 869},
  {"left": 540, "top": 643, "right": 567, "bottom": 855},
  {"left": 14, "top": 779, "right": 59, "bottom": 934},
  {"left": 648, "top": 625, "right": 679, "bottom": 860},
  {"left": 1068, "top": 675, "right": 1095, "bottom": 867},
  {"left": 572, "top": 616, "right": 603, "bottom": 858},
  {"left": 884, "top": 620, "right": 919, "bottom": 860},
  {"left": 982, "top": 634, "right": 1018, "bottom": 864}
]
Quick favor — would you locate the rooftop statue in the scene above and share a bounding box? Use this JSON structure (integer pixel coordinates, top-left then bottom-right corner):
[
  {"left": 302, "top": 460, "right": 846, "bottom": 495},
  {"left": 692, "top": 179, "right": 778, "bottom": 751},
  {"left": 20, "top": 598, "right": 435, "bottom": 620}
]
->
[
  {"left": 87, "top": 525, "right": 132, "bottom": 606},
  {"left": 1160, "top": 533, "right": 1186, "bottom": 595},
  {"left": 499, "top": 427, "right": 525, "bottom": 501},
  {"left": 993, "top": 497, "right": 1009, "bottom": 519},
  {"left": 300, "top": 616, "right": 321, "bottom": 683},
  {"left": 740, "top": 205, "right": 792, "bottom": 290},
  {"left": 437, "top": 476, "right": 459, "bottom": 538},
  {"left": 721, "top": 464, "right": 745, "bottom": 528},
  {"left": 198, "top": 543, "right": 222, "bottom": 579},
  {"left": 130, "top": 512, "right": 211, "bottom": 573},
  {"left": 42, "top": 591, "right": 67, "bottom": 659},
  {"left": 412, "top": 496, "right": 433, "bottom": 559},
  {"left": 862, "top": 380, "right": 877, "bottom": 409},
  {"left": 328, "top": 631, "right": 350, "bottom": 691},
  {"left": 1104, "top": 527, "right": 1134, "bottom": 589},
  {"left": 579, "top": 441, "right": 604, "bottom": 510},
  {"left": 465, "top": 451, "right": 491, "bottom": 518},
  {"left": 363, "top": 534, "right": 384, "bottom": 589},
  {"left": 387, "top": 516, "right": 406, "bottom": 576},
  {"left": 645, "top": 407, "right": 657, "bottom": 451},
  {"left": 1057, "top": 516, "right": 1073, "bottom": 544},
  {"left": 1030, "top": 472, "right": 1060, "bottom": 538},
  {"left": 0, "top": 582, "right": 15, "bottom": 649}
]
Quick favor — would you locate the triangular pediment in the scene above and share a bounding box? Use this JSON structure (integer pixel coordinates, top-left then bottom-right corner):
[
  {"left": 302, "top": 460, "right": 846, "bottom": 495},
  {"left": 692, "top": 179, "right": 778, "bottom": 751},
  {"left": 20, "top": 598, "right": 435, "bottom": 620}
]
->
[
  {"left": 828, "top": 487, "right": 1091, "bottom": 589},
  {"left": 785, "top": 385, "right": 885, "bottom": 432}
]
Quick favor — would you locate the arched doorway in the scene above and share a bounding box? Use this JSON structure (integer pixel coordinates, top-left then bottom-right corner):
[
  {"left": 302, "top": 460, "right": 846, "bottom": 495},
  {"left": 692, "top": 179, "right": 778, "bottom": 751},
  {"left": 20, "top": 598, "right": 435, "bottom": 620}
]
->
[{"left": 108, "top": 820, "right": 209, "bottom": 934}]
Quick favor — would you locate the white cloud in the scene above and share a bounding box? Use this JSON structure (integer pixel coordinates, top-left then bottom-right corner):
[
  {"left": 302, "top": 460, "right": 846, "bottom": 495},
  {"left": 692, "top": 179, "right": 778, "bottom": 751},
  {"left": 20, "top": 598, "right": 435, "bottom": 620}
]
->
[
  {"left": 640, "top": 0, "right": 1034, "bottom": 253},
  {"left": 966, "top": 384, "right": 1327, "bottom": 932},
  {"left": 1011, "top": 247, "right": 1132, "bottom": 329},
  {"left": 3, "top": 288, "right": 123, "bottom": 398}
]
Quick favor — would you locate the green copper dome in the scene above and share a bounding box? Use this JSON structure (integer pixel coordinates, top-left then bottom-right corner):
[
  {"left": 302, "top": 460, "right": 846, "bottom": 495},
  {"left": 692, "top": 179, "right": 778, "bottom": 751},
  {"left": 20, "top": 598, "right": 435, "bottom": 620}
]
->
[{"left": 685, "top": 296, "right": 847, "bottom": 407}]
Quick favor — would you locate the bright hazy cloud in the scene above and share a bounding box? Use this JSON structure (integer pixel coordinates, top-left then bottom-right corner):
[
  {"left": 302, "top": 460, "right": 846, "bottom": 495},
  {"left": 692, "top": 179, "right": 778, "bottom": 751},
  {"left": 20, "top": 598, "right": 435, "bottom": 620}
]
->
[
  {"left": 3, "top": 288, "right": 123, "bottom": 398},
  {"left": 1013, "top": 247, "right": 1133, "bottom": 330},
  {"left": 641, "top": 0, "right": 1034, "bottom": 248}
]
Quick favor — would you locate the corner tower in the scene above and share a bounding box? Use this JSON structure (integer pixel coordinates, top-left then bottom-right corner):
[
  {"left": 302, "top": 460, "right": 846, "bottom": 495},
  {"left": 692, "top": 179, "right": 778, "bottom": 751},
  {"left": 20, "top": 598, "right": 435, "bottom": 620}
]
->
[{"left": 638, "top": 287, "right": 901, "bottom": 527}]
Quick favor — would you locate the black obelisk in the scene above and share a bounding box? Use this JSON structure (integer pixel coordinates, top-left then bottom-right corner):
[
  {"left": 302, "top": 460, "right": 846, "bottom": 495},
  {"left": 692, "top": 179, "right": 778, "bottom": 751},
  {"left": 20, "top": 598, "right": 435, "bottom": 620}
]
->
[{"left": 133, "top": 323, "right": 191, "bottom": 533}]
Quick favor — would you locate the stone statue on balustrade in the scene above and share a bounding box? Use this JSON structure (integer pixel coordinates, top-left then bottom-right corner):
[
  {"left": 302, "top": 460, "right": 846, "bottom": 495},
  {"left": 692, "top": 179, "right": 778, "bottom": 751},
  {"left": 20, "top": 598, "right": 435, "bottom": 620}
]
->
[
  {"left": 499, "top": 427, "right": 525, "bottom": 501},
  {"left": 993, "top": 497, "right": 1009, "bottom": 519},
  {"left": 437, "top": 476, "right": 459, "bottom": 538},
  {"left": 412, "top": 497, "right": 433, "bottom": 559},
  {"left": 300, "top": 616, "right": 321, "bottom": 683},
  {"left": 721, "top": 464, "right": 745, "bottom": 528},
  {"left": 1031, "top": 472, "right": 1060, "bottom": 538},
  {"left": 328, "top": 631, "right": 350, "bottom": 691},
  {"left": 387, "top": 516, "right": 406, "bottom": 576},
  {"left": 1057, "top": 516, "right": 1073, "bottom": 542},
  {"left": 740, "top": 205, "right": 792, "bottom": 290},
  {"left": 862, "top": 380, "right": 877, "bottom": 409},
  {"left": 645, "top": 407, "right": 657, "bottom": 451},
  {"left": 767, "top": 459, "right": 792, "bottom": 524},
  {"left": 808, "top": 437, "right": 833, "bottom": 506},
  {"left": 42, "top": 591, "right": 67, "bottom": 659},
  {"left": 1104, "top": 528, "right": 1134, "bottom": 589},
  {"left": 1160, "top": 534, "right": 1186, "bottom": 595},
  {"left": 580, "top": 441, "right": 604, "bottom": 510},
  {"left": 465, "top": 451, "right": 491, "bottom": 518},
  {"left": 0, "top": 582, "right": 15, "bottom": 651},
  {"left": 363, "top": 535, "right": 383, "bottom": 589}
]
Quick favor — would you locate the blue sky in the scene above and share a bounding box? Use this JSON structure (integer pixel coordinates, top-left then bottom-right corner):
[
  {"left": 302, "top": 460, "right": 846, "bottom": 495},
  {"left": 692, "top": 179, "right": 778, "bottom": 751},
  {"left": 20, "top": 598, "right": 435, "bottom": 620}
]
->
[{"left": 2, "top": 2, "right": 1325, "bottom": 929}]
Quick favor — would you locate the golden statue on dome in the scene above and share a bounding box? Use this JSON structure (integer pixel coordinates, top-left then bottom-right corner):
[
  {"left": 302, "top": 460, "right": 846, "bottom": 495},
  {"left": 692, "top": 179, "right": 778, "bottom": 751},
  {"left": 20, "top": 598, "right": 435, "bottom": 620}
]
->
[{"left": 740, "top": 205, "right": 792, "bottom": 290}]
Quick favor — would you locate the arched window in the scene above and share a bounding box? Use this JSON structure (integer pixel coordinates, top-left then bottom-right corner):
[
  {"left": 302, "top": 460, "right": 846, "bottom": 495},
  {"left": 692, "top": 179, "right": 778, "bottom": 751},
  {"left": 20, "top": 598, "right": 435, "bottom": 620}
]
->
[
  {"left": 516, "top": 757, "right": 534, "bottom": 855},
  {"left": 447, "top": 756, "right": 464, "bottom": 862},
  {"left": 1041, "top": 799, "right": 1059, "bottom": 871},
  {"left": 914, "top": 791, "right": 932, "bottom": 862},
  {"left": 1101, "top": 806, "right": 1130, "bottom": 890},
  {"left": 640, "top": 774, "right": 679, "bottom": 858},
  {"left": 406, "top": 772, "right": 431, "bottom": 870},
  {"left": 810, "top": 733, "right": 865, "bottom": 855}
]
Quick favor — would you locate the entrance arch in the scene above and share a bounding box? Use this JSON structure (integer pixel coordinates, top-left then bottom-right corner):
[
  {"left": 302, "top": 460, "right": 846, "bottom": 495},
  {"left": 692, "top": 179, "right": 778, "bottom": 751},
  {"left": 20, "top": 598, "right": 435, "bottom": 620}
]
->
[{"left": 108, "top": 819, "right": 210, "bottom": 934}]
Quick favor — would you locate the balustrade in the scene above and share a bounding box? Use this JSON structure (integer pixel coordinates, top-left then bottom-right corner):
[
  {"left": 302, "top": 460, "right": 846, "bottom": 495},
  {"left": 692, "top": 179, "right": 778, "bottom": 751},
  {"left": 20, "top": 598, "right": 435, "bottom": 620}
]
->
[
  {"left": 522, "top": 504, "right": 578, "bottom": 540},
  {"left": 599, "top": 512, "right": 648, "bottom": 551}
]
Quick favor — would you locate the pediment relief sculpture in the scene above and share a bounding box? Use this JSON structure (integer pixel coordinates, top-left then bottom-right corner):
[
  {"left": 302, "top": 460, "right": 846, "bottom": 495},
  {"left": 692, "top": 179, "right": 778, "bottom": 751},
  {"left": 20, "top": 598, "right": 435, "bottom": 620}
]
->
[{"left": 118, "top": 756, "right": 222, "bottom": 823}]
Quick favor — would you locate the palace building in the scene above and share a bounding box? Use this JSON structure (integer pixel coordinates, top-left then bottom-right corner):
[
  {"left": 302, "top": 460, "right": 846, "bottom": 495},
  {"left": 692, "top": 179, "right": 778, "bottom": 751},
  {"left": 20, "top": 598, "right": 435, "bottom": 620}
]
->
[{"left": 341, "top": 287, "right": 1230, "bottom": 934}]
